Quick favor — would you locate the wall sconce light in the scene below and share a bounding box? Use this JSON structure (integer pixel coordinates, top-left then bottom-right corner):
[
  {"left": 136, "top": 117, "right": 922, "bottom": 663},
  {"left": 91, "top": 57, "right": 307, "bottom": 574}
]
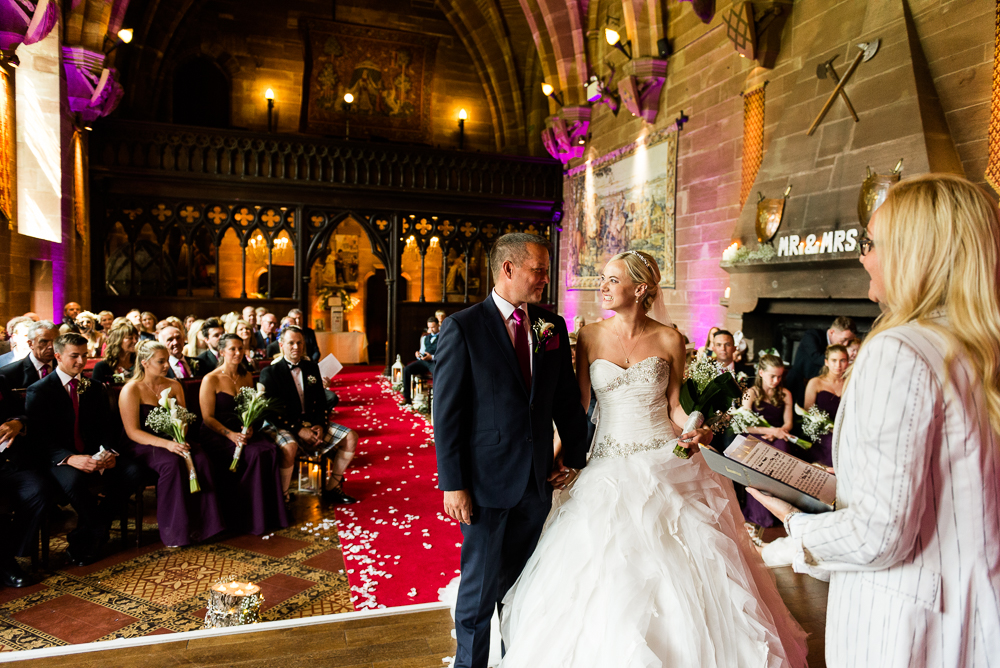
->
[
  {"left": 605, "top": 26, "right": 632, "bottom": 59},
  {"left": 264, "top": 88, "right": 275, "bottom": 132},
  {"left": 458, "top": 108, "right": 467, "bottom": 150},
  {"left": 104, "top": 28, "right": 134, "bottom": 56},
  {"left": 541, "top": 82, "right": 564, "bottom": 107},
  {"left": 343, "top": 93, "right": 354, "bottom": 139}
]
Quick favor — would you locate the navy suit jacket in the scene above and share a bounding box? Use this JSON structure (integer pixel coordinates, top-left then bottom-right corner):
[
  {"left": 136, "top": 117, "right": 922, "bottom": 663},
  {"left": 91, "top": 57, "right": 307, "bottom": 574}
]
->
[
  {"left": 0, "top": 355, "right": 46, "bottom": 389},
  {"left": 433, "top": 299, "right": 589, "bottom": 508},
  {"left": 26, "top": 372, "right": 114, "bottom": 468},
  {"left": 197, "top": 349, "right": 221, "bottom": 373},
  {"left": 788, "top": 328, "right": 827, "bottom": 403},
  {"left": 259, "top": 359, "right": 327, "bottom": 434},
  {"left": 0, "top": 376, "right": 28, "bottom": 469}
]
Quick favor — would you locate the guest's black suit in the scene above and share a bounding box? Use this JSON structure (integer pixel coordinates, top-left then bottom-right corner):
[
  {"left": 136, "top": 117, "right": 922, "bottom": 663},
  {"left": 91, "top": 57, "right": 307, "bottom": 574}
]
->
[
  {"left": 265, "top": 341, "right": 281, "bottom": 358},
  {"left": 26, "top": 373, "right": 142, "bottom": 561},
  {"left": 259, "top": 359, "right": 327, "bottom": 433},
  {"left": 164, "top": 356, "right": 205, "bottom": 380},
  {"left": 788, "top": 328, "right": 827, "bottom": 404},
  {"left": 0, "top": 376, "right": 55, "bottom": 560},
  {"left": 250, "top": 331, "right": 267, "bottom": 353},
  {"left": 197, "top": 348, "right": 222, "bottom": 373},
  {"left": 0, "top": 355, "right": 49, "bottom": 389},
  {"left": 433, "top": 298, "right": 588, "bottom": 668},
  {"left": 301, "top": 326, "right": 321, "bottom": 362}
]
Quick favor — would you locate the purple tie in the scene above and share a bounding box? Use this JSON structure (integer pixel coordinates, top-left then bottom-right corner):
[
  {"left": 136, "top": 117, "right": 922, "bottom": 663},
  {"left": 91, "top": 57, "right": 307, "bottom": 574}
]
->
[
  {"left": 510, "top": 308, "right": 531, "bottom": 387},
  {"left": 177, "top": 359, "right": 188, "bottom": 379},
  {"left": 39, "top": 364, "right": 49, "bottom": 378},
  {"left": 68, "top": 378, "right": 85, "bottom": 453}
]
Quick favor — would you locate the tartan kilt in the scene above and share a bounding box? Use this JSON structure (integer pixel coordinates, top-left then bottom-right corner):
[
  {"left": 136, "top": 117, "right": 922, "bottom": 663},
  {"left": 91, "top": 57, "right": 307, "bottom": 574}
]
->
[{"left": 261, "top": 420, "right": 351, "bottom": 458}]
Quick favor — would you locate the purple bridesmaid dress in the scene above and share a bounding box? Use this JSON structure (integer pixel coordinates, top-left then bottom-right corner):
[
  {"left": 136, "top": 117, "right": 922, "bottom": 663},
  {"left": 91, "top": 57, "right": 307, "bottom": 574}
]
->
[
  {"left": 809, "top": 391, "right": 841, "bottom": 468},
  {"left": 127, "top": 405, "right": 225, "bottom": 546},
  {"left": 199, "top": 392, "right": 288, "bottom": 536}
]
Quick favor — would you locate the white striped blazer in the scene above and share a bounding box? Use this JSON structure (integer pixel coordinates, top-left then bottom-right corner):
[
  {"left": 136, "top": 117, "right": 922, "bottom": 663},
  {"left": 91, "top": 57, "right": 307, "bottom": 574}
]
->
[{"left": 786, "top": 319, "right": 1000, "bottom": 668}]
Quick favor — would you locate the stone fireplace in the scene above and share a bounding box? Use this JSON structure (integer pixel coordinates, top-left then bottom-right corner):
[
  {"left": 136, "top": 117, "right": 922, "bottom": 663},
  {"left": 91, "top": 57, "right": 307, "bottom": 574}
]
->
[{"left": 722, "top": 0, "right": 964, "bottom": 357}]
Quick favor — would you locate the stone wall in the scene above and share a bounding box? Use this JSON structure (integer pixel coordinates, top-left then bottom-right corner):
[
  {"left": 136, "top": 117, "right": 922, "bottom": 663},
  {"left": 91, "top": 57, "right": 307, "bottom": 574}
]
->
[{"left": 557, "top": 0, "right": 994, "bottom": 348}]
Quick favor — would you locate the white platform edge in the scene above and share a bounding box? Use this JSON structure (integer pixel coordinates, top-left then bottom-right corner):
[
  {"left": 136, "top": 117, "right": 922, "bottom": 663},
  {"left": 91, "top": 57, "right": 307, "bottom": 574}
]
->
[{"left": 0, "top": 601, "right": 451, "bottom": 664}]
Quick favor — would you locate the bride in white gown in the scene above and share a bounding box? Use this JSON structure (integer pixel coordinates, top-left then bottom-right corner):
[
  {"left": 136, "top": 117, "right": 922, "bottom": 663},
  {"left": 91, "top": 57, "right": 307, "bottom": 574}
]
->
[{"left": 498, "top": 251, "right": 808, "bottom": 668}]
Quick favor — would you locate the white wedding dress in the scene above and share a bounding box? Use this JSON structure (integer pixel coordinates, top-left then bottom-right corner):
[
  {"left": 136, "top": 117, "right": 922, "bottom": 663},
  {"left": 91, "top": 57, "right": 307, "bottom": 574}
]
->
[{"left": 498, "top": 357, "right": 809, "bottom": 668}]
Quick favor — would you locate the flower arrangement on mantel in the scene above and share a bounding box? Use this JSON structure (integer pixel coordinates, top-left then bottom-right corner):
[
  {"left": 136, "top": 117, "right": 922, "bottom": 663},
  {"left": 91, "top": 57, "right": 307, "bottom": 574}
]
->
[{"left": 721, "top": 241, "right": 777, "bottom": 265}]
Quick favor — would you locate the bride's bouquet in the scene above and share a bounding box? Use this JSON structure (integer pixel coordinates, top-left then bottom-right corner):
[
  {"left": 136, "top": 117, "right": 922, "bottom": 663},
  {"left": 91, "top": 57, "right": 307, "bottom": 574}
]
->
[
  {"left": 231, "top": 384, "right": 274, "bottom": 472},
  {"left": 795, "top": 404, "right": 834, "bottom": 443},
  {"left": 676, "top": 357, "right": 746, "bottom": 459},
  {"left": 145, "top": 388, "right": 201, "bottom": 492},
  {"left": 727, "top": 406, "right": 812, "bottom": 449}
]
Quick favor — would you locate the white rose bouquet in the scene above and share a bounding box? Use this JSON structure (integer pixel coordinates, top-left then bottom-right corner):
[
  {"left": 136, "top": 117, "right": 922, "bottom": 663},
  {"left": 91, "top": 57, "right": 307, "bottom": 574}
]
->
[
  {"left": 145, "top": 388, "right": 201, "bottom": 492},
  {"left": 727, "top": 405, "right": 812, "bottom": 449},
  {"left": 795, "top": 404, "right": 834, "bottom": 442},
  {"left": 231, "top": 384, "right": 274, "bottom": 472}
]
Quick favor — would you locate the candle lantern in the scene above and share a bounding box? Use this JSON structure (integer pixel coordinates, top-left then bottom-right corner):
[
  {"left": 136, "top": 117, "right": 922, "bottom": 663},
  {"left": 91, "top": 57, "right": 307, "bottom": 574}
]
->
[
  {"left": 391, "top": 355, "right": 404, "bottom": 384},
  {"left": 204, "top": 579, "right": 264, "bottom": 629}
]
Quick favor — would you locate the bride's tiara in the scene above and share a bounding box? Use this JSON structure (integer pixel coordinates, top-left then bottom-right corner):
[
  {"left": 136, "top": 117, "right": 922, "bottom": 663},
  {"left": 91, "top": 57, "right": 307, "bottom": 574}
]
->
[{"left": 625, "top": 250, "right": 652, "bottom": 270}]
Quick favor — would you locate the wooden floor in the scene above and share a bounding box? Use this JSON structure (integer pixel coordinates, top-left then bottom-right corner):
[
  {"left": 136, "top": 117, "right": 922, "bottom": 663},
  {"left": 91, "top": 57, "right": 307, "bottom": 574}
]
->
[{"left": 11, "top": 563, "right": 829, "bottom": 668}]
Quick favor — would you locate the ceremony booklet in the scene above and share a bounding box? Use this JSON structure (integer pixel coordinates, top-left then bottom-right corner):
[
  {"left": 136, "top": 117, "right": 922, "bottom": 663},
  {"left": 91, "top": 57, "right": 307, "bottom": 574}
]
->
[{"left": 700, "top": 435, "right": 836, "bottom": 513}]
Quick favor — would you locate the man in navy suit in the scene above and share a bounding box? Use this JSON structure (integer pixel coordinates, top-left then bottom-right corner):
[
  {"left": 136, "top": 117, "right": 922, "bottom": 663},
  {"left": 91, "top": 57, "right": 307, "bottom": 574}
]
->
[
  {"left": 434, "top": 233, "right": 589, "bottom": 668},
  {"left": 196, "top": 318, "right": 225, "bottom": 372},
  {"left": 157, "top": 326, "right": 204, "bottom": 380},
  {"left": 26, "top": 333, "right": 143, "bottom": 565},
  {"left": 399, "top": 316, "right": 439, "bottom": 406},
  {"left": 0, "top": 320, "right": 58, "bottom": 390}
]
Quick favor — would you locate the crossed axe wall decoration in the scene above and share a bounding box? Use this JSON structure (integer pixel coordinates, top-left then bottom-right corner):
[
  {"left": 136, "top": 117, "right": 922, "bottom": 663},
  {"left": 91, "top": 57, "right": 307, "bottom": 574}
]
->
[{"left": 807, "top": 38, "right": 880, "bottom": 136}]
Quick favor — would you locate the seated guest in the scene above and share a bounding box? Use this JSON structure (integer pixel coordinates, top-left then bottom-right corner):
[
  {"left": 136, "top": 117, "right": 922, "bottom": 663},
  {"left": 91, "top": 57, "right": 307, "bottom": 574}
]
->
[
  {"left": 697, "top": 326, "right": 720, "bottom": 361},
  {"left": 711, "top": 329, "right": 754, "bottom": 379},
  {"left": 240, "top": 307, "right": 266, "bottom": 353},
  {"left": 182, "top": 314, "right": 196, "bottom": 333},
  {"left": 266, "top": 317, "right": 294, "bottom": 358},
  {"left": 435, "top": 309, "right": 447, "bottom": 326},
  {"left": 119, "top": 341, "right": 224, "bottom": 547},
  {"left": 787, "top": 316, "right": 856, "bottom": 404},
  {"left": 200, "top": 335, "right": 287, "bottom": 532},
  {"left": 184, "top": 319, "right": 206, "bottom": 358},
  {"left": 27, "top": 334, "right": 144, "bottom": 565},
  {"left": 399, "top": 316, "right": 439, "bottom": 407},
  {"left": 233, "top": 320, "right": 259, "bottom": 368},
  {"left": 98, "top": 310, "right": 114, "bottom": 332},
  {"left": 254, "top": 306, "right": 267, "bottom": 320},
  {"left": 138, "top": 312, "right": 157, "bottom": 341},
  {"left": 75, "top": 312, "right": 103, "bottom": 358},
  {"left": 0, "top": 320, "right": 57, "bottom": 388},
  {"left": 0, "top": 375, "right": 55, "bottom": 587},
  {"left": 739, "top": 354, "right": 797, "bottom": 528},
  {"left": 61, "top": 302, "right": 82, "bottom": 332},
  {"left": 259, "top": 313, "right": 280, "bottom": 352},
  {"left": 845, "top": 336, "right": 860, "bottom": 364},
  {"left": 157, "top": 326, "right": 204, "bottom": 380},
  {"left": 0, "top": 316, "right": 34, "bottom": 367},
  {"left": 286, "top": 309, "right": 320, "bottom": 361},
  {"left": 92, "top": 322, "right": 138, "bottom": 385},
  {"left": 125, "top": 309, "right": 142, "bottom": 329},
  {"left": 196, "top": 318, "right": 225, "bottom": 372},
  {"left": 259, "top": 326, "right": 358, "bottom": 503},
  {"left": 803, "top": 344, "right": 848, "bottom": 467}
]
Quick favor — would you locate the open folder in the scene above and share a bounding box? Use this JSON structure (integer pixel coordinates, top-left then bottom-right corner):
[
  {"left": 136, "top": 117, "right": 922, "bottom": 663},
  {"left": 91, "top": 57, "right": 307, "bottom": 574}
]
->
[{"left": 700, "top": 435, "right": 836, "bottom": 514}]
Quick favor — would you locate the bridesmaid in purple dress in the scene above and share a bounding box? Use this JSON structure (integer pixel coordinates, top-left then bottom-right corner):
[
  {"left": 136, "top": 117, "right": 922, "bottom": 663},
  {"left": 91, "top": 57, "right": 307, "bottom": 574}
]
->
[
  {"left": 739, "top": 354, "right": 797, "bottom": 528},
  {"left": 199, "top": 334, "right": 287, "bottom": 535},
  {"left": 119, "top": 340, "right": 224, "bottom": 547},
  {"left": 804, "top": 344, "right": 849, "bottom": 468}
]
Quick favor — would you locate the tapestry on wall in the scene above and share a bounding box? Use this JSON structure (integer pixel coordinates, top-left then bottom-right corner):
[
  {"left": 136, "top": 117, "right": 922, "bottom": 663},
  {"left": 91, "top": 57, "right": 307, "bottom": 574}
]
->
[
  {"left": 564, "top": 127, "right": 678, "bottom": 290},
  {"left": 986, "top": 0, "right": 1000, "bottom": 194},
  {"left": 304, "top": 20, "right": 438, "bottom": 143}
]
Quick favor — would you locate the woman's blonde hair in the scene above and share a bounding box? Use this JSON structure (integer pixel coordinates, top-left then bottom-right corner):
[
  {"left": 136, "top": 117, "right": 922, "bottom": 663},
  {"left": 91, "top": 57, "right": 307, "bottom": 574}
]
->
[
  {"left": 130, "top": 340, "right": 167, "bottom": 383},
  {"left": 610, "top": 250, "right": 660, "bottom": 312},
  {"left": 184, "top": 319, "right": 205, "bottom": 357},
  {"left": 753, "top": 354, "right": 786, "bottom": 410},
  {"left": 867, "top": 173, "right": 1000, "bottom": 435}
]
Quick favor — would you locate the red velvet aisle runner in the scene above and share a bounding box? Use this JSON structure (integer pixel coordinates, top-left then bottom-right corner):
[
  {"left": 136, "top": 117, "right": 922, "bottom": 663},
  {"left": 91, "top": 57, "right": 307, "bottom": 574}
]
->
[{"left": 327, "top": 367, "right": 462, "bottom": 609}]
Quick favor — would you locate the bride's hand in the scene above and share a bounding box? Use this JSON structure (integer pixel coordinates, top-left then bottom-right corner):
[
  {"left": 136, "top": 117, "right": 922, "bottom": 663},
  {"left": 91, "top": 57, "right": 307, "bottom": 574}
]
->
[
  {"left": 547, "top": 456, "right": 577, "bottom": 490},
  {"left": 679, "top": 426, "right": 714, "bottom": 447}
]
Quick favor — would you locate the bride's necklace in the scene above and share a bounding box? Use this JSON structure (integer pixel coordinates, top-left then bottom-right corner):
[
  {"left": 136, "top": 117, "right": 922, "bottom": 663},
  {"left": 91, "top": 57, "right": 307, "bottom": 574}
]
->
[{"left": 614, "top": 316, "right": 648, "bottom": 365}]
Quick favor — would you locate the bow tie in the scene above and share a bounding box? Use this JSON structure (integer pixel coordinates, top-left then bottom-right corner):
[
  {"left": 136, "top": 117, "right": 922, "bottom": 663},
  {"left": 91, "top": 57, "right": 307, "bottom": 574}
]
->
[{"left": 287, "top": 362, "right": 300, "bottom": 370}]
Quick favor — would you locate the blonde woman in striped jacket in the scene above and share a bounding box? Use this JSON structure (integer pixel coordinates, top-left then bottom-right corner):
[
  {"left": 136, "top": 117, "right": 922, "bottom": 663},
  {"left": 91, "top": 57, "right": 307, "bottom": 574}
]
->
[{"left": 751, "top": 174, "right": 1000, "bottom": 668}]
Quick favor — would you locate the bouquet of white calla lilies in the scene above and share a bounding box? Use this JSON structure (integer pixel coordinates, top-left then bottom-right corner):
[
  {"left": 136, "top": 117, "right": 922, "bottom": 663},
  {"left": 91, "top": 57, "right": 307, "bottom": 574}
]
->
[
  {"left": 726, "top": 405, "right": 811, "bottom": 449},
  {"left": 795, "top": 403, "right": 834, "bottom": 442},
  {"left": 145, "top": 388, "right": 201, "bottom": 492},
  {"left": 231, "top": 384, "right": 274, "bottom": 472}
]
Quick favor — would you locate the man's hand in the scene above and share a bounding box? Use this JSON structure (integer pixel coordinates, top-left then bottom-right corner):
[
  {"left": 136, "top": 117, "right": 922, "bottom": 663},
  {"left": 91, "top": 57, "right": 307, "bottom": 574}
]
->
[
  {"left": 443, "top": 489, "right": 473, "bottom": 525},
  {"left": 97, "top": 453, "right": 117, "bottom": 470},
  {"left": 547, "top": 455, "right": 578, "bottom": 490},
  {"left": 67, "top": 454, "right": 99, "bottom": 473},
  {"left": 0, "top": 419, "right": 23, "bottom": 450},
  {"left": 297, "top": 427, "right": 322, "bottom": 447}
]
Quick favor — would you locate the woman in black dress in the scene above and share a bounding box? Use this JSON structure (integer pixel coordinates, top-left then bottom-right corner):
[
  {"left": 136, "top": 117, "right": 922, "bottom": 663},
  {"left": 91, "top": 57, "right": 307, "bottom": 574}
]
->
[{"left": 92, "top": 322, "right": 138, "bottom": 384}]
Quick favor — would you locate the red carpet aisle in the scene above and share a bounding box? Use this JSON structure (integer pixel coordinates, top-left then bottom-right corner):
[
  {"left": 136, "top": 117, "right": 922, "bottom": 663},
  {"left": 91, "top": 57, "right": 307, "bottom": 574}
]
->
[{"left": 329, "top": 367, "right": 462, "bottom": 609}]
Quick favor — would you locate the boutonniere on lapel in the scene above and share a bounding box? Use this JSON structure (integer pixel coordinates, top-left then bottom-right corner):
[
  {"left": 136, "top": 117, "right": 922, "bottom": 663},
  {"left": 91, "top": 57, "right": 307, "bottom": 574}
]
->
[
  {"left": 307, "top": 375, "right": 318, "bottom": 385},
  {"left": 532, "top": 319, "right": 558, "bottom": 353},
  {"left": 112, "top": 372, "right": 127, "bottom": 384},
  {"left": 76, "top": 377, "right": 92, "bottom": 395},
  {"left": 190, "top": 359, "right": 200, "bottom": 371}
]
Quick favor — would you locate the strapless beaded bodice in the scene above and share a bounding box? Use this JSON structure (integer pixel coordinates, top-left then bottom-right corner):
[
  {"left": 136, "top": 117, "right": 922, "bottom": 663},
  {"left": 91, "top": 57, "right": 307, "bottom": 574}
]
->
[{"left": 589, "top": 357, "right": 677, "bottom": 460}]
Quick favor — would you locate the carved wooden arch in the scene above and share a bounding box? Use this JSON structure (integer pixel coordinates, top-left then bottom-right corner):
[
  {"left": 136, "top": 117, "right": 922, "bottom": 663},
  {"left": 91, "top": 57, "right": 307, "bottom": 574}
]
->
[{"left": 305, "top": 210, "right": 392, "bottom": 273}]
